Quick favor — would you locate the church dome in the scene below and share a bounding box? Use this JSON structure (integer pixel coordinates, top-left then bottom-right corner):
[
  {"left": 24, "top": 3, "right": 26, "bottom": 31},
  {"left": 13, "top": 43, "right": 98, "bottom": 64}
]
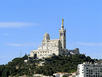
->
[{"left": 43, "top": 33, "right": 50, "bottom": 41}]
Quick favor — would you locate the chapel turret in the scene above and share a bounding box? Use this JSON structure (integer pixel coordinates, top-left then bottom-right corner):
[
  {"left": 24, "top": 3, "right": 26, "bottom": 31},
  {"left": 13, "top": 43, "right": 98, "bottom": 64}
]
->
[
  {"left": 59, "top": 18, "right": 66, "bottom": 49},
  {"left": 43, "top": 33, "right": 50, "bottom": 42}
]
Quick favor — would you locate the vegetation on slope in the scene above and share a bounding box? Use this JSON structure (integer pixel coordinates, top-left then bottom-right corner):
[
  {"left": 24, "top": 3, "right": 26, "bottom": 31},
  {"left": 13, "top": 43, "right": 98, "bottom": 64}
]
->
[{"left": 0, "top": 54, "right": 98, "bottom": 77}]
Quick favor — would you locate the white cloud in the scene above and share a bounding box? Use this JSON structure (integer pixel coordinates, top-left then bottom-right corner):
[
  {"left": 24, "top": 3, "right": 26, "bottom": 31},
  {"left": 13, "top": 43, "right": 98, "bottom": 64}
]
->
[
  {"left": 6, "top": 42, "right": 39, "bottom": 47},
  {"left": 0, "top": 22, "right": 38, "bottom": 28},
  {"left": 7, "top": 43, "right": 25, "bottom": 47},
  {"left": 0, "top": 56, "right": 8, "bottom": 60},
  {"left": 75, "top": 42, "right": 102, "bottom": 46}
]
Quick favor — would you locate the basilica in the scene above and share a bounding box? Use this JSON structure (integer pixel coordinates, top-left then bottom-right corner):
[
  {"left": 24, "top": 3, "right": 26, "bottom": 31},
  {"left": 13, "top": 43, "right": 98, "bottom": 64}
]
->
[{"left": 29, "top": 19, "right": 79, "bottom": 59}]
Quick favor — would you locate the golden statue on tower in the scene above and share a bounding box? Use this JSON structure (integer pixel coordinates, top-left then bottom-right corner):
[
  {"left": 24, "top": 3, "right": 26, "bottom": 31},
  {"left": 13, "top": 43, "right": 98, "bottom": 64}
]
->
[{"left": 62, "top": 18, "right": 64, "bottom": 25}]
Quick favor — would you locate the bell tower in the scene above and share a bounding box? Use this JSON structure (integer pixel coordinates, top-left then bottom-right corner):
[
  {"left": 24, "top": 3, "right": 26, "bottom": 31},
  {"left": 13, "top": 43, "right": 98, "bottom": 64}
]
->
[{"left": 59, "top": 18, "right": 66, "bottom": 49}]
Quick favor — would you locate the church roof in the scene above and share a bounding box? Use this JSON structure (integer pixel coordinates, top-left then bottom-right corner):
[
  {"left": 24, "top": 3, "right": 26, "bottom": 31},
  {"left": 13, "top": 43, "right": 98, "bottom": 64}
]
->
[{"left": 43, "top": 33, "right": 50, "bottom": 41}]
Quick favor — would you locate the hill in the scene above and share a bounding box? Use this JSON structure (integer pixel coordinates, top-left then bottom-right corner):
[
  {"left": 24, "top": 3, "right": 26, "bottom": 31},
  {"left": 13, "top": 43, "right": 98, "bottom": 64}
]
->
[{"left": 0, "top": 54, "right": 98, "bottom": 77}]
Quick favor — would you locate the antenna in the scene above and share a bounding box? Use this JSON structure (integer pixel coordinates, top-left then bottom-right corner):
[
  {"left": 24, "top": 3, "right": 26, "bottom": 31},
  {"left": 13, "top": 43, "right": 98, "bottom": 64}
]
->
[{"left": 19, "top": 49, "right": 22, "bottom": 58}]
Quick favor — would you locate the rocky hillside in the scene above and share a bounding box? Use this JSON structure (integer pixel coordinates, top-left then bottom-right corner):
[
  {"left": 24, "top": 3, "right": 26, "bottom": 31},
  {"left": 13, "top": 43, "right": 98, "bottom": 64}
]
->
[{"left": 0, "top": 54, "right": 98, "bottom": 77}]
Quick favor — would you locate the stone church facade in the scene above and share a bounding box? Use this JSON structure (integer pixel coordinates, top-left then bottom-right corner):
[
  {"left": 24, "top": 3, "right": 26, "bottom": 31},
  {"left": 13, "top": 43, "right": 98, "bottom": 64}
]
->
[{"left": 29, "top": 19, "right": 79, "bottom": 59}]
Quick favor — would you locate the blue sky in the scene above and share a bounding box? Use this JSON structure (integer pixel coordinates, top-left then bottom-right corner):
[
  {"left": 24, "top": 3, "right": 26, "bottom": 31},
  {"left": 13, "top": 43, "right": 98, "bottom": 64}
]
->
[{"left": 0, "top": 0, "right": 102, "bottom": 64}]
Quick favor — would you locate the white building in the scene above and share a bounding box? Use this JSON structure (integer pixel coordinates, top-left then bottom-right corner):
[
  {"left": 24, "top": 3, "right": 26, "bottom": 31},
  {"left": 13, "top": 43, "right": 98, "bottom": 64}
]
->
[
  {"left": 53, "top": 72, "right": 69, "bottom": 77},
  {"left": 29, "top": 19, "right": 79, "bottom": 59},
  {"left": 76, "top": 62, "right": 102, "bottom": 77},
  {"left": 53, "top": 72, "right": 76, "bottom": 77}
]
